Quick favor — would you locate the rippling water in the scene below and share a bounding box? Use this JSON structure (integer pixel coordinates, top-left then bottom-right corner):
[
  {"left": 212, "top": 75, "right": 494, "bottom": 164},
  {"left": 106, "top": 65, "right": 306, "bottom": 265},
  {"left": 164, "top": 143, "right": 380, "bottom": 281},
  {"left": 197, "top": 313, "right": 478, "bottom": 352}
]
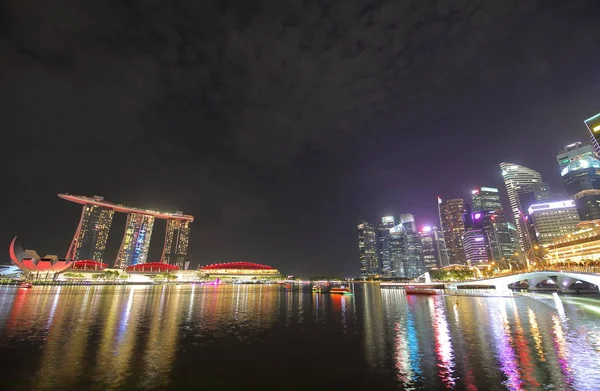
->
[{"left": 0, "top": 284, "right": 599, "bottom": 390}]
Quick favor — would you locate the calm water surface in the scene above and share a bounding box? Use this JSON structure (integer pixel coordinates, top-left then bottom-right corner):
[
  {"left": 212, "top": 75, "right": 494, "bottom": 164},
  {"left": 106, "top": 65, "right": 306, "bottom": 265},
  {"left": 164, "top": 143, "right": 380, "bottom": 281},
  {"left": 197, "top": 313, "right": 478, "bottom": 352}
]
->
[{"left": 1, "top": 284, "right": 599, "bottom": 390}]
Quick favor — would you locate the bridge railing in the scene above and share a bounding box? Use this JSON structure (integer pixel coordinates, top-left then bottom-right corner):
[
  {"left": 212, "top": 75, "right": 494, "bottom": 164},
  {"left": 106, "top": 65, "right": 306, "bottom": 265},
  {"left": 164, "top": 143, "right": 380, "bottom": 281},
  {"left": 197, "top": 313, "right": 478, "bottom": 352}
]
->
[{"left": 423, "top": 264, "right": 600, "bottom": 283}]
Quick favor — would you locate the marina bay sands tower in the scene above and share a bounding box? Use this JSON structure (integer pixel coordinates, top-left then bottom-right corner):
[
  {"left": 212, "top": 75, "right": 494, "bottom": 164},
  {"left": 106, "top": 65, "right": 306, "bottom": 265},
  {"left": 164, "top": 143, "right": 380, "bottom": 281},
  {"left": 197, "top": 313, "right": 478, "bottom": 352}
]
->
[{"left": 59, "top": 194, "right": 194, "bottom": 268}]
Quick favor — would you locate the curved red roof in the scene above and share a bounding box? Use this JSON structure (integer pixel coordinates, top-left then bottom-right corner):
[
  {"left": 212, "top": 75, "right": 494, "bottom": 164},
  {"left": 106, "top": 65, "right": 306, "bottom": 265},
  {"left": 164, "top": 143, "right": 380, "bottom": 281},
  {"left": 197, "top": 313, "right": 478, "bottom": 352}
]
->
[
  {"left": 126, "top": 262, "right": 180, "bottom": 272},
  {"left": 201, "top": 262, "right": 274, "bottom": 270}
]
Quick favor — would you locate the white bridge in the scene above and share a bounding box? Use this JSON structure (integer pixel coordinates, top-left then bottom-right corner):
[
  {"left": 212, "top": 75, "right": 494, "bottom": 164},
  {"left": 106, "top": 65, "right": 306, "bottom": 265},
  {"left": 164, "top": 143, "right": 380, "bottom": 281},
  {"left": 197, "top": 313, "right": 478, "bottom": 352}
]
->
[{"left": 448, "top": 270, "right": 600, "bottom": 293}]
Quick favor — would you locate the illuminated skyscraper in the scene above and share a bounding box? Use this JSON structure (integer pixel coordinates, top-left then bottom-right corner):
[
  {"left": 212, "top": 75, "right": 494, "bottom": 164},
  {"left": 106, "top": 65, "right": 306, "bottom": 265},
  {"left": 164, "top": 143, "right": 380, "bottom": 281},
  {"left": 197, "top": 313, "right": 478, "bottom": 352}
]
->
[
  {"left": 556, "top": 142, "right": 596, "bottom": 171},
  {"left": 377, "top": 216, "right": 395, "bottom": 276},
  {"left": 482, "top": 212, "right": 518, "bottom": 263},
  {"left": 419, "top": 226, "right": 449, "bottom": 270},
  {"left": 462, "top": 229, "right": 487, "bottom": 265},
  {"left": 438, "top": 197, "right": 466, "bottom": 265},
  {"left": 528, "top": 200, "right": 580, "bottom": 247},
  {"left": 500, "top": 163, "right": 551, "bottom": 252},
  {"left": 65, "top": 196, "right": 114, "bottom": 262},
  {"left": 471, "top": 187, "right": 502, "bottom": 213},
  {"left": 60, "top": 194, "right": 194, "bottom": 269},
  {"left": 358, "top": 220, "right": 378, "bottom": 278},
  {"left": 556, "top": 142, "right": 600, "bottom": 221},
  {"left": 469, "top": 187, "right": 517, "bottom": 263},
  {"left": 388, "top": 214, "right": 424, "bottom": 278},
  {"left": 585, "top": 112, "right": 600, "bottom": 155},
  {"left": 115, "top": 213, "right": 155, "bottom": 268},
  {"left": 161, "top": 218, "right": 191, "bottom": 268}
]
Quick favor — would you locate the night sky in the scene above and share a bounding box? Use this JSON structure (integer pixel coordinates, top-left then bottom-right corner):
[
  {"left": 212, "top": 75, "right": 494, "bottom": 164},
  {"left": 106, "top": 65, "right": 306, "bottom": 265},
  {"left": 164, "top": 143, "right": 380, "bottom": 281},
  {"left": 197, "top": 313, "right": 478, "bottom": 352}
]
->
[{"left": 2, "top": 1, "right": 600, "bottom": 276}]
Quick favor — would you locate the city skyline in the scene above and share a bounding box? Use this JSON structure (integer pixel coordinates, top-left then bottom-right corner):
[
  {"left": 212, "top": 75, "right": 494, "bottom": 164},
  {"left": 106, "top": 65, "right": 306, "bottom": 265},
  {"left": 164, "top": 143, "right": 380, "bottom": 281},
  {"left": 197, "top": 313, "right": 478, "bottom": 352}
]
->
[
  {"left": 2, "top": 1, "right": 600, "bottom": 276},
  {"left": 358, "top": 121, "right": 600, "bottom": 276}
]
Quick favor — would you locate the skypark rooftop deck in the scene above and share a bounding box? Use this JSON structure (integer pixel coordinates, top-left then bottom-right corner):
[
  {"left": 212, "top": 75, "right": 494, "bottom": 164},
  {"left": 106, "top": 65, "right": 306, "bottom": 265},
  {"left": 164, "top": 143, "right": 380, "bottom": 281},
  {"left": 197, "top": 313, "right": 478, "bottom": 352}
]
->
[{"left": 58, "top": 194, "right": 194, "bottom": 221}]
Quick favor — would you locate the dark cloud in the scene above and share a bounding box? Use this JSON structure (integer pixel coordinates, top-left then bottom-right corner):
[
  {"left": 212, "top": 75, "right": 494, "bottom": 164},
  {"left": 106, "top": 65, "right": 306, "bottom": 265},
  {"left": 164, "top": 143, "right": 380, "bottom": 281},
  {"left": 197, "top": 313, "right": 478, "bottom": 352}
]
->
[{"left": 2, "top": 0, "right": 600, "bottom": 275}]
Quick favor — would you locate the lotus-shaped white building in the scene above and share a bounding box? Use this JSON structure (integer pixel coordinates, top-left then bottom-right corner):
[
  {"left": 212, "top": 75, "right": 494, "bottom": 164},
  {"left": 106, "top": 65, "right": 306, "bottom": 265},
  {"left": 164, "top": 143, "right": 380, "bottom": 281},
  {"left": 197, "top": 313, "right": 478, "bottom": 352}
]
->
[{"left": 9, "top": 237, "right": 74, "bottom": 273}]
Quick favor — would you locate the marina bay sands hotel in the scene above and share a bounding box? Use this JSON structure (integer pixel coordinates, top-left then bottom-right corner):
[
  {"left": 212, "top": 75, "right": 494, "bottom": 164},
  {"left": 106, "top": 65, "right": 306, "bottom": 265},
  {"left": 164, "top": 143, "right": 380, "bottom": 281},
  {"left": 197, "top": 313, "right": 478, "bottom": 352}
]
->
[{"left": 59, "top": 194, "right": 193, "bottom": 268}]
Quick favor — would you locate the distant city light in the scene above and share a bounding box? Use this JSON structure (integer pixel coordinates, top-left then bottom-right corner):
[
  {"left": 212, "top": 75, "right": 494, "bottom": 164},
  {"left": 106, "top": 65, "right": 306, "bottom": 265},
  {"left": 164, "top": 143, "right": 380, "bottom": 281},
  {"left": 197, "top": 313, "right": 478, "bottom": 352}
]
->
[
  {"left": 480, "top": 187, "right": 499, "bottom": 193},
  {"left": 421, "top": 226, "right": 432, "bottom": 232}
]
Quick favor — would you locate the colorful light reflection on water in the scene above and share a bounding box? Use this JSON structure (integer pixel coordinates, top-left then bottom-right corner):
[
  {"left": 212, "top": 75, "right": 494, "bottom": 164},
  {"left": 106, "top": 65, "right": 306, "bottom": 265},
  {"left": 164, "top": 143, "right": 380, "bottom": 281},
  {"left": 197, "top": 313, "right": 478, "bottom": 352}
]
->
[{"left": 0, "top": 284, "right": 600, "bottom": 390}]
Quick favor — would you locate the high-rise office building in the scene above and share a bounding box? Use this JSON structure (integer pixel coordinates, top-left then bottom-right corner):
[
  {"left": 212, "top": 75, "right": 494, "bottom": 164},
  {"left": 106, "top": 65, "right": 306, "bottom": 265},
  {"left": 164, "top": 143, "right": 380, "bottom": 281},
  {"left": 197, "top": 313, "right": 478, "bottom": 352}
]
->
[
  {"left": 528, "top": 200, "right": 580, "bottom": 247},
  {"left": 420, "top": 230, "right": 436, "bottom": 271},
  {"left": 471, "top": 187, "right": 503, "bottom": 213},
  {"left": 438, "top": 197, "right": 466, "bottom": 265},
  {"left": 462, "top": 229, "right": 488, "bottom": 265},
  {"left": 470, "top": 187, "right": 517, "bottom": 263},
  {"left": 377, "top": 216, "right": 395, "bottom": 276},
  {"left": 65, "top": 198, "right": 114, "bottom": 262},
  {"left": 161, "top": 218, "right": 191, "bottom": 268},
  {"left": 431, "top": 226, "right": 450, "bottom": 268},
  {"left": 388, "top": 214, "right": 425, "bottom": 278},
  {"left": 556, "top": 142, "right": 596, "bottom": 171},
  {"left": 500, "top": 163, "right": 551, "bottom": 252},
  {"left": 419, "top": 226, "right": 449, "bottom": 270},
  {"left": 573, "top": 190, "right": 600, "bottom": 221},
  {"left": 556, "top": 142, "right": 600, "bottom": 221},
  {"left": 585, "top": 112, "right": 600, "bottom": 156},
  {"left": 115, "top": 213, "right": 156, "bottom": 268},
  {"left": 358, "top": 220, "right": 378, "bottom": 278},
  {"left": 483, "top": 212, "right": 518, "bottom": 263}
]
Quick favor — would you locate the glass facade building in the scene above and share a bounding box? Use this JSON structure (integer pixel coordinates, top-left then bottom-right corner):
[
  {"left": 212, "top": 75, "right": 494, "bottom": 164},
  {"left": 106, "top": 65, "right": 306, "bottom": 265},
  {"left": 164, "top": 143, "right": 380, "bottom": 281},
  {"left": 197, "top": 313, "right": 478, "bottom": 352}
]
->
[
  {"left": 573, "top": 190, "right": 600, "bottom": 221},
  {"left": 388, "top": 214, "right": 425, "bottom": 278},
  {"left": 377, "top": 216, "right": 395, "bottom": 276},
  {"left": 419, "top": 226, "right": 449, "bottom": 270},
  {"left": 469, "top": 187, "right": 517, "bottom": 264},
  {"left": 585, "top": 112, "right": 600, "bottom": 156},
  {"left": 65, "top": 198, "right": 114, "bottom": 262},
  {"left": 471, "top": 187, "right": 503, "bottom": 213},
  {"left": 161, "top": 219, "right": 191, "bottom": 268},
  {"left": 115, "top": 213, "right": 156, "bottom": 268},
  {"left": 500, "top": 163, "right": 551, "bottom": 253},
  {"left": 556, "top": 142, "right": 600, "bottom": 221},
  {"left": 358, "top": 220, "right": 378, "bottom": 278},
  {"left": 438, "top": 197, "right": 466, "bottom": 265}
]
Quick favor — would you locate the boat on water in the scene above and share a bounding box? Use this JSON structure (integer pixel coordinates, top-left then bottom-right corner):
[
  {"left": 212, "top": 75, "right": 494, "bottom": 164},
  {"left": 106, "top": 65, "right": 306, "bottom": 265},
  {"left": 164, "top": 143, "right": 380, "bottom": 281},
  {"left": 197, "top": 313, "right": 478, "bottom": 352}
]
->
[
  {"left": 330, "top": 287, "right": 353, "bottom": 295},
  {"left": 405, "top": 287, "right": 437, "bottom": 295},
  {"left": 19, "top": 282, "right": 33, "bottom": 289}
]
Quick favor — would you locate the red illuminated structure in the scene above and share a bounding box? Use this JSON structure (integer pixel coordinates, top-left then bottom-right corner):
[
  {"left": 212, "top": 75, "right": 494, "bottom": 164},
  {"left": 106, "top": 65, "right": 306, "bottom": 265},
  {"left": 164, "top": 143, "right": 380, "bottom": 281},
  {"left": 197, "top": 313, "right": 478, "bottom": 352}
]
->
[
  {"left": 126, "top": 262, "right": 180, "bottom": 272},
  {"left": 59, "top": 194, "right": 193, "bottom": 269},
  {"left": 9, "top": 237, "right": 74, "bottom": 274}
]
